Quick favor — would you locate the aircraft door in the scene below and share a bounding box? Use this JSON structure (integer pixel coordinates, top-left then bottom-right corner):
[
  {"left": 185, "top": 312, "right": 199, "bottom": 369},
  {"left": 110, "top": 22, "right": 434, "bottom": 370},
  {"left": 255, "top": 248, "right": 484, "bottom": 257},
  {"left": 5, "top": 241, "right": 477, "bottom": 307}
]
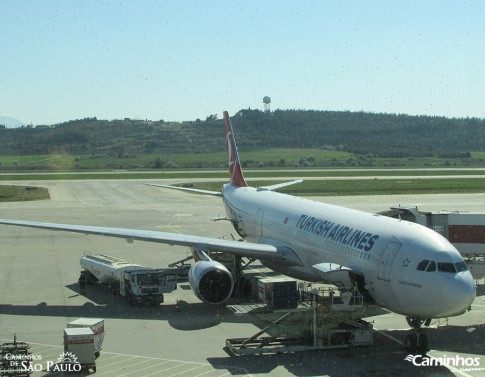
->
[
  {"left": 242, "top": 208, "right": 264, "bottom": 243},
  {"left": 377, "top": 242, "right": 401, "bottom": 282}
]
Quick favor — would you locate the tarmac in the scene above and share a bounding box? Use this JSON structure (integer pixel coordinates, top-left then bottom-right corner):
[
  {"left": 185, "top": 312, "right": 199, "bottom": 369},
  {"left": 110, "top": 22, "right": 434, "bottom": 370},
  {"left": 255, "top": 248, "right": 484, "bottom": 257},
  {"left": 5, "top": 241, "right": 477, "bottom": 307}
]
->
[{"left": 0, "top": 179, "right": 484, "bottom": 377}]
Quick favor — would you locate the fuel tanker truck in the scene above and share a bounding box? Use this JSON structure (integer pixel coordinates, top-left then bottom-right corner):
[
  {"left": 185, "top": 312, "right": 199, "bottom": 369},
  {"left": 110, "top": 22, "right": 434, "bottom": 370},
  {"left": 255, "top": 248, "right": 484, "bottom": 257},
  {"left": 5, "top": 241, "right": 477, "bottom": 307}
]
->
[{"left": 80, "top": 253, "right": 178, "bottom": 305}]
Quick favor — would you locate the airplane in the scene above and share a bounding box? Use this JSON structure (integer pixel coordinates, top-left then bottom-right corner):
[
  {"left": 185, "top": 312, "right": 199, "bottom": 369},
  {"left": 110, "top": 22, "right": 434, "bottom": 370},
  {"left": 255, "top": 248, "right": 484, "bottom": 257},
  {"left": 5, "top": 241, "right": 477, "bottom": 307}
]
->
[{"left": 0, "top": 111, "right": 476, "bottom": 355}]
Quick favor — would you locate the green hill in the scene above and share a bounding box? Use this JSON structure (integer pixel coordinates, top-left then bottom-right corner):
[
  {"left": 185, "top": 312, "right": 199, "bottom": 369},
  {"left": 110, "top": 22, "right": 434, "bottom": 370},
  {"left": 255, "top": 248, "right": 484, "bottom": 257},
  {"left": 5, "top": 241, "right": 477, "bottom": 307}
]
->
[{"left": 1, "top": 109, "right": 484, "bottom": 160}]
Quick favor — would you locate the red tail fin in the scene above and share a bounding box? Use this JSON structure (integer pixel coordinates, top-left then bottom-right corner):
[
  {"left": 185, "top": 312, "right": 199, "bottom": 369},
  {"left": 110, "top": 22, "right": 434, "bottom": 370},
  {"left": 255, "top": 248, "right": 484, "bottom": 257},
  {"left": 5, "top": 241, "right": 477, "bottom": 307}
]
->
[{"left": 223, "top": 111, "right": 247, "bottom": 187}]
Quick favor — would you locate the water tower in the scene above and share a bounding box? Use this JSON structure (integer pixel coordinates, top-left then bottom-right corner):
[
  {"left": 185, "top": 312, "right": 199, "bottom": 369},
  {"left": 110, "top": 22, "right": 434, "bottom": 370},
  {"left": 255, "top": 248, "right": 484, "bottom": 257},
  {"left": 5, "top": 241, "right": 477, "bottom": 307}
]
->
[{"left": 263, "top": 96, "right": 271, "bottom": 113}]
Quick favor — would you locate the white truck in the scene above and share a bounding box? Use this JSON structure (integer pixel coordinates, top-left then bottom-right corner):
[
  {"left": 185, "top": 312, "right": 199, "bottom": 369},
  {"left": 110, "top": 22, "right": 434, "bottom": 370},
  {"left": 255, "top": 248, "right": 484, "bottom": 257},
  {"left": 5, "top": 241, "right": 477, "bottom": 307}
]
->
[{"left": 80, "top": 254, "right": 178, "bottom": 305}]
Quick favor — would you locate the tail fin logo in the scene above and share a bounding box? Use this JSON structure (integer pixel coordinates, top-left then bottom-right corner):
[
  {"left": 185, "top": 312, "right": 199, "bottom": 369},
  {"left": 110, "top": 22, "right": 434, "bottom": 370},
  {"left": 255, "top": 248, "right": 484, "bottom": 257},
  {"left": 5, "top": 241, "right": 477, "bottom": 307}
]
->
[{"left": 223, "top": 111, "right": 247, "bottom": 187}]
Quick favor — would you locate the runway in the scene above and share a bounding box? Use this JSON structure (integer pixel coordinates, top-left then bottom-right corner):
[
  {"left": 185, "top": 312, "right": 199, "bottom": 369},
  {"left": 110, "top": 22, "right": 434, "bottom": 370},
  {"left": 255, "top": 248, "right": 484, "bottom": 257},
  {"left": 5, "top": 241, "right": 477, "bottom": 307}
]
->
[{"left": 0, "top": 180, "right": 484, "bottom": 376}]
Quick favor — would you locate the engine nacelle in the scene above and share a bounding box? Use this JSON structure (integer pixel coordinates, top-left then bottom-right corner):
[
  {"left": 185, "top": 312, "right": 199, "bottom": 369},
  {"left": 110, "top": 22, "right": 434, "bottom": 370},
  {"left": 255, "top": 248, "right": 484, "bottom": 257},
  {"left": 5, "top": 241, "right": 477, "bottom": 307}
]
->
[{"left": 188, "top": 260, "right": 234, "bottom": 304}]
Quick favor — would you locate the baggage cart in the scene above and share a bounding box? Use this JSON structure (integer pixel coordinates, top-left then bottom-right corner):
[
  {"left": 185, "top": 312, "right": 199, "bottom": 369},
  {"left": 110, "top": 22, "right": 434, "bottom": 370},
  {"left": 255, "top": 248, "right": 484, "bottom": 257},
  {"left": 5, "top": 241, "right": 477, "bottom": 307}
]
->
[
  {"left": 67, "top": 318, "right": 104, "bottom": 357},
  {"left": 63, "top": 328, "right": 96, "bottom": 373}
]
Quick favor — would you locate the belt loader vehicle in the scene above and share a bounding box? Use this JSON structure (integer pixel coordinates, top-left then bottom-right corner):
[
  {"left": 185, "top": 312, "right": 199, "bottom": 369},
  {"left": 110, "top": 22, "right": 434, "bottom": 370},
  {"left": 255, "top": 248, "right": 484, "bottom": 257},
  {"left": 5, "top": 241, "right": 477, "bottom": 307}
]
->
[{"left": 80, "top": 254, "right": 177, "bottom": 305}]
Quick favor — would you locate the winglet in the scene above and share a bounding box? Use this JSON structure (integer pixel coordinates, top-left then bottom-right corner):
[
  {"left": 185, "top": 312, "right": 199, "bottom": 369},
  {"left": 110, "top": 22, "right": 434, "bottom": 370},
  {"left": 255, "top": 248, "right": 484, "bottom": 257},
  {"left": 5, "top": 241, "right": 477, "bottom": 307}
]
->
[{"left": 223, "top": 111, "right": 247, "bottom": 187}]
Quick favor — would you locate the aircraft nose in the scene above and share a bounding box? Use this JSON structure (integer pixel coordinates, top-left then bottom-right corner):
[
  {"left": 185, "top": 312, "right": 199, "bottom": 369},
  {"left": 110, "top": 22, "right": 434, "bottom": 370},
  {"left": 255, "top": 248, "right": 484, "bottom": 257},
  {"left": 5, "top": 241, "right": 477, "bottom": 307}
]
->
[{"left": 441, "top": 272, "right": 476, "bottom": 317}]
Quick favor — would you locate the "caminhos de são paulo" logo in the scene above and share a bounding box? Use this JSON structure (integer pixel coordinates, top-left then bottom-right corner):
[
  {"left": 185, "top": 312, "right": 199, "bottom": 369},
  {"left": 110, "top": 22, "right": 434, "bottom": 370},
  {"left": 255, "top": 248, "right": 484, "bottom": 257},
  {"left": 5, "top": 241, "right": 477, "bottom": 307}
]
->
[
  {"left": 48, "top": 351, "right": 82, "bottom": 372},
  {"left": 405, "top": 354, "right": 481, "bottom": 371},
  {"left": 3, "top": 351, "right": 82, "bottom": 373}
]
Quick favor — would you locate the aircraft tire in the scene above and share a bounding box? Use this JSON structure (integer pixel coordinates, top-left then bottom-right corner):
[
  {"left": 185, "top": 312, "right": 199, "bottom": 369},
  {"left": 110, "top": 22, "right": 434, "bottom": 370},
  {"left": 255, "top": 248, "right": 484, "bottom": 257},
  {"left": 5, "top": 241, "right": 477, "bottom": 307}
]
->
[
  {"left": 416, "top": 333, "right": 428, "bottom": 355},
  {"left": 405, "top": 333, "right": 417, "bottom": 354}
]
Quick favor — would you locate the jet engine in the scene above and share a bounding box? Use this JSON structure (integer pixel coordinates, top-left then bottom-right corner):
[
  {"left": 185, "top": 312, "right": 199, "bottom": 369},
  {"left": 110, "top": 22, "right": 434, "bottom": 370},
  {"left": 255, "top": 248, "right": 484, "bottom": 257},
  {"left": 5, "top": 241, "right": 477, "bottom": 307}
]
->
[{"left": 188, "top": 260, "right": 234, "bottom": 304}]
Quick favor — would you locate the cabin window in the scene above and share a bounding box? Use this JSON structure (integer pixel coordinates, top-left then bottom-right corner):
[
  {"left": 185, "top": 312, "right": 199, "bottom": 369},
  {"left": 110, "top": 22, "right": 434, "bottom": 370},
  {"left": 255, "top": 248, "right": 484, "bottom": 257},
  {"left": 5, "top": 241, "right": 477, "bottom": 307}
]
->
[
  {"left": 416, "top": 260, "right": 429, "bottom": 271},
  {"left": 455, "top": 262, "right": 468, "bottom": 272},
  {"left": 438, "top": 262, "right": 456, "bottom": 273},
  {"left": 426, "top": 261, "right": 436, "bottom": 272}
]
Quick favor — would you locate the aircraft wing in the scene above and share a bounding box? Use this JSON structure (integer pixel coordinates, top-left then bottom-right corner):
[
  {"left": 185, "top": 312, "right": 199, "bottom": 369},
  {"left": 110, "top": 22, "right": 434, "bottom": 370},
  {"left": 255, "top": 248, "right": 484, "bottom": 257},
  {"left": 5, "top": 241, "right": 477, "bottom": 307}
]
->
[{"left": 0, "top": 219, "right": 302, "bottom": 265}]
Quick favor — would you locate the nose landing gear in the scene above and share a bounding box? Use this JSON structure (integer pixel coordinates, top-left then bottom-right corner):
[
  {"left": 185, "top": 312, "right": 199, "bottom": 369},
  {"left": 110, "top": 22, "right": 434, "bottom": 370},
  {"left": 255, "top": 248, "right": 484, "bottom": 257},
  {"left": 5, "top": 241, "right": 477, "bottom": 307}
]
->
[{"left": 405, "top": 317, "right": 430, "bottom": 355}]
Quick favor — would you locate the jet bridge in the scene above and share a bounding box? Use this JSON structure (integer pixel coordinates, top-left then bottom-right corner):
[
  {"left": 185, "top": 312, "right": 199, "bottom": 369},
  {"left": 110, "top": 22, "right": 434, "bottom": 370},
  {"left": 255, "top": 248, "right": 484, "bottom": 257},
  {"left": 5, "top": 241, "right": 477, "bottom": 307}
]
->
[
  {"left": 225, "top": 284, "right": 375, "bottom": 355},
  {"left": 380, "top": 206, "right": 485, "bottom": 282}
]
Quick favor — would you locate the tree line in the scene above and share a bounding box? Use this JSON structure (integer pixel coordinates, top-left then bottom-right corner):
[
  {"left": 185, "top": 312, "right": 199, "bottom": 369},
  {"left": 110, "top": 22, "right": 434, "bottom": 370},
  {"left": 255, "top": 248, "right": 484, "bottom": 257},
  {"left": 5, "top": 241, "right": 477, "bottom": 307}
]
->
[{"left": 0, "top": 110, "right": 484, "bottom": 158}]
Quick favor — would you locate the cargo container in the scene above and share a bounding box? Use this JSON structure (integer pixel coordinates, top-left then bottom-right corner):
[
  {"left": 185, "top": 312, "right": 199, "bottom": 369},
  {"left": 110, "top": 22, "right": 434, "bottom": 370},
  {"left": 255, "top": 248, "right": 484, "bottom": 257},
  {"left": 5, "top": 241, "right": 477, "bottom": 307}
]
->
[
  {"left": 63, "top": 328, "right": 96, "bottom": 372},
  {"left": 67, "top": 318, "right": 104, "bottom": 357},
  {"left": 258, "top": 277, "right": 298, "bottom": 309}
]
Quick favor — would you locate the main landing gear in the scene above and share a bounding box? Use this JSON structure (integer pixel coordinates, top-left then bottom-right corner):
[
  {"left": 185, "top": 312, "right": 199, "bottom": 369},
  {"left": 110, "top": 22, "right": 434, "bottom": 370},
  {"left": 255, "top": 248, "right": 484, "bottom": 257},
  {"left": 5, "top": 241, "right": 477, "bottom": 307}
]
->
[{"left": 405, "top": 317, "right": 430, "bottom": 355}]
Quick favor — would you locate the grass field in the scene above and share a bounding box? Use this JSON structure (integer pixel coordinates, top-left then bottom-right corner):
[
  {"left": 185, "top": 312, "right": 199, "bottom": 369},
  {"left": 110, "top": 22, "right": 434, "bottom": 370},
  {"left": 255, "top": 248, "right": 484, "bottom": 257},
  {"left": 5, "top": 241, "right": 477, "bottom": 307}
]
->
[
  {"left": 1, "top": 172, "right": 484, "bottom": 202},
  {"left": 1, "top": 167, "right": 485, "bottom": 182},
  {"left": 0, "top": 185, "right": 50, "bottom": 202},
  {"left": 185, "top": 178, "right": 485, "bottom": 196},
  {"left": 1, "top": 149, "right": 485, "bottom": 170},
  {"left": 1, "top": 151, "right": 485, "bottom": 201}
]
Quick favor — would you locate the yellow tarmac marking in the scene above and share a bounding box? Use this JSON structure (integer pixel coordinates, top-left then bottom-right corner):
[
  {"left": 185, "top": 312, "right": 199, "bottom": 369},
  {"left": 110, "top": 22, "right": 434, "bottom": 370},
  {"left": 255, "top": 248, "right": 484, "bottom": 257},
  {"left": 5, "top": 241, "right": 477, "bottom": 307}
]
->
[
  {"left": 94, "top": 355, "right": 139, "bottom": 374},
  {"left": 0, "top": 340, "right": 250, "bottom": 377},
  {"left": 101, "top": 351, "right": 250, "bottom": 376},
  {"left": 165, "top": 363, "right": 213, "bottom": 377},
  {"left": 97, "top": 359, "right": 169, "bottom": 377},
  {"left": 97, "top": 353, "right": 125, "bottom": 362},
  {"left": 115, "top": 359, "right": 172, "bottom": 377},
  {"left": 139, "top": 360, "right": 190, "bottom": 377}
]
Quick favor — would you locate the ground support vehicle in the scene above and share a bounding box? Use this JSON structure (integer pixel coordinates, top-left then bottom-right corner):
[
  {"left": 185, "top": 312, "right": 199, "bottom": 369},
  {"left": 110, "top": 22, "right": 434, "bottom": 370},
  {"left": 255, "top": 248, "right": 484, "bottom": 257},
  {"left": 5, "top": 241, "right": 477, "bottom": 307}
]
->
[
  {"left": 0, "top": 335, "right": 32, "bottom": 377},
  {"left": 63, "top": 328, "right": 96, "bottom": 373},
  {"left": 67, "top": 318, "right": 104, "bottom": 358},
  {"left": 80, "top": 253, "right": 178, "bottom": 305},
  {"left": 226, "top": 283, "right": 374, "bottom": 355}
]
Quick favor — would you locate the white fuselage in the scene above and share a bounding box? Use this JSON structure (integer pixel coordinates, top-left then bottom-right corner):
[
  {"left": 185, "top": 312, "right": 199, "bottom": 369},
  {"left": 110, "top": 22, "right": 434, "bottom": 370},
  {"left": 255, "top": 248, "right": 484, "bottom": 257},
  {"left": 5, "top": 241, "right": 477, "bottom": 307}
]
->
[{"left": 223, "top": 184, "right": 476, "bottom": 319}]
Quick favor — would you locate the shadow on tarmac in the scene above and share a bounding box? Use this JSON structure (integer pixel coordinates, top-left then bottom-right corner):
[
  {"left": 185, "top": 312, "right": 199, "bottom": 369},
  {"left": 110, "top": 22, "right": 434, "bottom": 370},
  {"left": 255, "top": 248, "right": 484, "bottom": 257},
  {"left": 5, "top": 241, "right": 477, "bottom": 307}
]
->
[
  {"left": 0, "top": 300, "right": 229, "bottom": 331},
  {"left": 0, "top": 282, "right": 254, "bottom": 331}
]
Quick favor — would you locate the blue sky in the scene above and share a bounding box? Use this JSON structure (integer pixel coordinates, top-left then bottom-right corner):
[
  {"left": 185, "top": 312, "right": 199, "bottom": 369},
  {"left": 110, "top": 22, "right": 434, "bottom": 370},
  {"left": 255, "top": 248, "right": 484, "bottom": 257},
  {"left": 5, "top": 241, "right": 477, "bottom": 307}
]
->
[{"left": 1, "top": 0, "right": 484, "bottom": 125}]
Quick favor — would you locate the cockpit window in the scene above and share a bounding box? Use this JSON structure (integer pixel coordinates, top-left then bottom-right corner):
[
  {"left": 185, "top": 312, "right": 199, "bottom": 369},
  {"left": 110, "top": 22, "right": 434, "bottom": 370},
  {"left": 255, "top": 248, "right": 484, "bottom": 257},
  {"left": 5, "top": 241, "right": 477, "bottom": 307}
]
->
[
  {"left": 417, "top": 260, "right": 429, "bottom": 271},
  {"left": 426, "top": 261, "right": 436, "bottom": 272},
  {"left": 418, "top": 260, "right": 451, "bottom": 272},
  {"left": 454, "top": 262, "right": 468, "bottom": 272},
  {"left": 438, "top": 262, "right": 456, "bottom": 273}
]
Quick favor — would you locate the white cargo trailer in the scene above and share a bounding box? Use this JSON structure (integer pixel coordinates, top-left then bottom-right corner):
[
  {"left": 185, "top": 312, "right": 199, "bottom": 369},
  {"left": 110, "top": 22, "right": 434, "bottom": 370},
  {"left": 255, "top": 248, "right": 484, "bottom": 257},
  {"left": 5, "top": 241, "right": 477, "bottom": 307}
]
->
[
  {"left": 67, "top": 318, "right": 104, "bottom": 357},
  {"left": 80, "top": 253, "right": 177, "bottom": 305},
  {"left": 63, "top": 327, "right": 96, "bottom": 372}
]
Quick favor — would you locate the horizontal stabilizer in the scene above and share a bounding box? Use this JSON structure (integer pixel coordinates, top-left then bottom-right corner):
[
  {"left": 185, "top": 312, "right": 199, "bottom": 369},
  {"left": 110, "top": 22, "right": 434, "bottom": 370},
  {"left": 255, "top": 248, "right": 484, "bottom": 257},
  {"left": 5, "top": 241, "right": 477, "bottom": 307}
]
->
[
  {"left": 258, "top": 179, "right": 303, "bottom": 191},
  {"left": 146, "top": 183, "right": 222, "bottom": 197}
]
